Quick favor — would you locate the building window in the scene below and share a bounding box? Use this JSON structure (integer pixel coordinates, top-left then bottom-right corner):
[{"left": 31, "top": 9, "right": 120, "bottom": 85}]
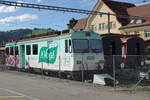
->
[
  {"left": 91, "top": 25, "right": 94, "bottom": 31},
  {"left": 26, "top": 45, "right": 31, "bottom": 55},
  {"left": 136, "top": 19, "right": 142, "bottom": 24},
  {"left": 126, "top": 32, "right": 130, "bottom": 35},
  {"left": 100, "top": 13, "right": 105, "bottom": 18},
  {"left": 145, "top": 30, "right": 150, "bottom": 38},
  {"left": 109, "top": 21, "right": 115, "bottom": 29},
  {"left": 135, "top": 31, "right": 139, "bottom": 35},
  {"left": 32, "top": 44, "right": 38, "bottom": 55},
  {"left": 130, "top": 19, "right": 135, "bottom": 24},
  {"left": 99, "top": 23, "right": 105, "bottom": 30}
]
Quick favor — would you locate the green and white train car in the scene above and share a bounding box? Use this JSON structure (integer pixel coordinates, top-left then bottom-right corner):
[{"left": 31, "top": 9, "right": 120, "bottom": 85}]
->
[{"left": 5, "top": 31, "right": 104, "bottom": 78}]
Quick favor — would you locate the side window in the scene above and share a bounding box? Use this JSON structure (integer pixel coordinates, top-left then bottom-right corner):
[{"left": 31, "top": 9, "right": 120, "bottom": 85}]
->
[
  {"left": 26, "top": 45, "right": 31, "bottom": 55},
  {"left": 65, "top": 40, "right": 68, "bottom": 53},
  {"left": 15, "top": 46, "right": 19, "bottom": 55},
  {"left": 33, "top": 44, "right": 38, "bottom": 55},
  {"left": 10, "top": 47, "right": 14, "bottom": 55},
  {"left": 69, "top": 39, "right": 72, "bottom": 53},
  {"left": 6, "top": 47, "right": 9, "bottom": 55}
]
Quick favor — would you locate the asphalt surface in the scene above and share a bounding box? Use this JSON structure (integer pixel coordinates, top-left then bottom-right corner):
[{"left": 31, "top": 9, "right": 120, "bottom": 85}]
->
[{"left": 0, "top": 70, "right": 150, "bottom": 100}]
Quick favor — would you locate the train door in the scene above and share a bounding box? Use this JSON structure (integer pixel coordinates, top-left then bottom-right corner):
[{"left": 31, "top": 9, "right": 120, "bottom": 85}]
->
[
  {"left": 20, "top": 45, "right": 25, "bottom": 68},
  {"left": 63, "top": 39, "right": 73, "bottom": 70}
]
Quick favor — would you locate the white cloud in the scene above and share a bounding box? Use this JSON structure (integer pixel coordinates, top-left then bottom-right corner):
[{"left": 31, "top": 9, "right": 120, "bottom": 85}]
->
[
  {"left": 0, "top": 14, "right": 38, "bottom": 24},
  {"left": 0, "top": 5, "right": 19, "bottom": 13},
  {"left": 37, "top": 0, "right": 42, "bottom": 2},
  {"left": 80, "top": 0, "right": 97, "bottom": 7}
]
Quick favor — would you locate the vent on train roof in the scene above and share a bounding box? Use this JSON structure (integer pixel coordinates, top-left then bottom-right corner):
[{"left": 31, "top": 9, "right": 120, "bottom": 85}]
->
[{"left": 86, "top": 32, "right": 91, "bottom": 37}]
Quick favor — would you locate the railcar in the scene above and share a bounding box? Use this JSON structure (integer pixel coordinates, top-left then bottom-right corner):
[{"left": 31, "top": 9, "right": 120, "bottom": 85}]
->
[
  {"left": 5, "top": 31, "right": 104, "bottom": 79},
  {"left": 102, "top": 35, "right": 122, "bottom": 73}
]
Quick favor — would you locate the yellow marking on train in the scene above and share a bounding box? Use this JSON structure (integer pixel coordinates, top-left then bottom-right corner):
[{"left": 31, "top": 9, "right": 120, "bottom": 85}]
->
[{"left": 0, "top": 96, "right": 24, "bottom": 98}]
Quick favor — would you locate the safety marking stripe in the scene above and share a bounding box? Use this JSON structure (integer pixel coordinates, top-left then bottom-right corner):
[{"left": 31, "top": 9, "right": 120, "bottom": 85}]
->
[
  {"left": 0, "top": 88, "right": 40, "bottom": 100},
  {"left": 0, "top": 96, "right": 24, "bottom": 98}
]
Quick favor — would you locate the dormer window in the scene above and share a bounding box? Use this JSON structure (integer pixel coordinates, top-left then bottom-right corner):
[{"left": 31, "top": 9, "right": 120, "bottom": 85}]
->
[
  {"left": 126, "top": 32, "right": 130, "bottom": 35},
  {"left": 136, "top": 19, "right": 142, "bottom": 24},
  {"left": 130, "top": 19, "right": 135, "bottom": 24}
]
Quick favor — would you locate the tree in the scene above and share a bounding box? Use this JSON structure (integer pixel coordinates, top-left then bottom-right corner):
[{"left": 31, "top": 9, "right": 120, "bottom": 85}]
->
[{"left": 67, "top": 18, "right": 78, "bottom": 29}]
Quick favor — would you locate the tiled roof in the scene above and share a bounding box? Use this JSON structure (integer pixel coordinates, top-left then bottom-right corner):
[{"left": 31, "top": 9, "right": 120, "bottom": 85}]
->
[
  {"left": 73, "top": 18, "right": 88, "bottom": 31},
  {"left": 120, "top": 4, "right": 150, "bottom": 29},
  {"left": 120, "top": 22, "right": 150, "bottom": 29},
  {"left": 103, "top": 0, "right": 135, "bottom": 26},
  {"left": 127, "top": 4, "right": 150, "bottom": 18},
  {"left": 101, "top": 33, "right": 139, "bottom": 38}
]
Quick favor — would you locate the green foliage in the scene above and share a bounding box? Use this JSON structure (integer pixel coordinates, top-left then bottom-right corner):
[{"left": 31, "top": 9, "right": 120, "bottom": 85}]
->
[
  {"left": 0, "top": 28, "right": 55, "bottom": 45},
  {"left": 67, "top": 18, "right": 78, "bottom": 29},
  {"left": 0, "top": 29, "right": 32, "bottom": 44},
  {"left": 29, "top": 28, "right": 55, "bottom": 36}
]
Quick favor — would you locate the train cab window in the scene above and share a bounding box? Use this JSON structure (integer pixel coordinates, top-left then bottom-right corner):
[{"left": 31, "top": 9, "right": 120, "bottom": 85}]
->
[
  {"left": 73, "top": 39, "right": 89, "bottom": 53},
  {"left": 15, "top": 46, "right": 19, "bottom": 55},
  {"left": 65, "top": 40, "right": 68, "bottom": 53},
  {"left": 33, "top": 44, "right": 38, "bottom": 55},
  {"left": 6, "top": 48, "right": 9, "bottom": 55},
  {"left": 10, "top": 47, "right": 14, "bottom": 55},
  {"left": 69, "top": 40, "right": 72, "bottom": 53},
  {"left": 90, "top": 39, "right": 102, "bottom": 53},
  {"left": 26, "top": 45, "right": 31, "bottom": 55}
]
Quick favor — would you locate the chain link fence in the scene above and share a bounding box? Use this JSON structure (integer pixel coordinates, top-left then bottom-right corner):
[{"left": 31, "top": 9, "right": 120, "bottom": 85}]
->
[
  {"left": 112, "top": 55, "right": 150, "bottom": 92},
  {"left": 0, "top": 51, "right": 6, "bottom": 71},
  {"left": 0, "top": 53, "right": 150, "bottom": 92}
]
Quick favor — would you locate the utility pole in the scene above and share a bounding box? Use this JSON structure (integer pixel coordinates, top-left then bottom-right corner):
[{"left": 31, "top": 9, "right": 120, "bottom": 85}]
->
[{"left": 108, "top": 13, "right": 110, "bottom": 33}]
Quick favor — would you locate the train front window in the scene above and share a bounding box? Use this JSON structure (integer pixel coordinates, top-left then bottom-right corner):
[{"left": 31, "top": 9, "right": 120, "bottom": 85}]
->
[
  {"left": 73, "top": 39, "right": 89, "bottom": 53},
  {"left": 90, "top": 39, "right": 102, "bottom": 53}
]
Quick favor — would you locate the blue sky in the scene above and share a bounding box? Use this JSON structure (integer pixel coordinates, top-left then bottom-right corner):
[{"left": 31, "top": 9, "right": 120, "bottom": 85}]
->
[{"left": 0, "top": 0, "right": 150, "bottom": 31}]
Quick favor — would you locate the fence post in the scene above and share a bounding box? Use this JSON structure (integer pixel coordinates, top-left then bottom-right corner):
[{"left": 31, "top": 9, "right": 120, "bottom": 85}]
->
[
  {"left": 113, "top": 55, "right": 116, "bottom": 91},
  {"left": 59, "top": 56, "right": 61, "bottom": 78},
  {"left": 81, "top": 55, "right": 84, "bottom": 83},
  {"left": 108, "top": 12, "right": 110, "bottom": 33},
  {"left": 28, "top": 56, "right": 29, "bottom": 73},
  {"left": 41, "top": 61, "right": 44, "bottom": 78}
]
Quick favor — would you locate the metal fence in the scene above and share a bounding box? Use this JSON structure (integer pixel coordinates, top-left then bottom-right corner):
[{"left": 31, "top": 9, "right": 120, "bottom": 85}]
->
[
  {"left": 0, "top": 54, "right": 150, "bottom": 92},
  {"left": 111, "top": 55, "right": 150, "bottom": 92}
]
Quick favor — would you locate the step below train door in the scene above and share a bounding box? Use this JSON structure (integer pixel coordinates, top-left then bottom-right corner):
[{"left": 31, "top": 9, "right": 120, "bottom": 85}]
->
[{"left": 20, "top": 45, "right": 25, "bottom": 69}]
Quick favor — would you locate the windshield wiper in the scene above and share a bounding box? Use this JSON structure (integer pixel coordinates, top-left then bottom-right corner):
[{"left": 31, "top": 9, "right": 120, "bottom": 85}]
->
[
  {"left": 82, "top": 49, "right": 89, "bottom": 53},
  {"left": 92, "top": 49, "right": 100, "bottom": 53}
]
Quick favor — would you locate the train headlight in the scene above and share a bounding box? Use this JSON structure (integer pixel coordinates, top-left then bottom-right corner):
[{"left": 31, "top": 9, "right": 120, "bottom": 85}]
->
[
  {"left": 96, "top": 60, "right": 104, "bottom": 70},
  {"left": 77, "top": 60, "right": 82, "bottom": 64}
]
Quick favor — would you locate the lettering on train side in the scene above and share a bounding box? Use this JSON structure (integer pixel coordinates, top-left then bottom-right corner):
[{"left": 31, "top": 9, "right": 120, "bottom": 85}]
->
[{"left": 39, "top": 44, "right": 58, "bottom": 64}]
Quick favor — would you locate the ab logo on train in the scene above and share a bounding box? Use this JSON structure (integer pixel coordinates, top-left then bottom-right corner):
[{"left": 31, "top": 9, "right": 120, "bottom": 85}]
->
[{"left": 39, "top": 43, "right": 58, "bottom": 64}]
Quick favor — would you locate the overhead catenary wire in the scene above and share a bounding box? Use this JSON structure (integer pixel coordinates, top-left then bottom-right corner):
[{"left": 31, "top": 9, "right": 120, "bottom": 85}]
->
[{"left": 0, "top": 0, "right": 150, "bottom": 21}]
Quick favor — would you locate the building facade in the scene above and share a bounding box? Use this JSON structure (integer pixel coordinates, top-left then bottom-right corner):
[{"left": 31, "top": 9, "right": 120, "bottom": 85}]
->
[
  {"left": 85, "top": 0, "right": 135, "bottom": 35},
  {"left": 120, "top": 4, "right": 150, "bottom": 41}
]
